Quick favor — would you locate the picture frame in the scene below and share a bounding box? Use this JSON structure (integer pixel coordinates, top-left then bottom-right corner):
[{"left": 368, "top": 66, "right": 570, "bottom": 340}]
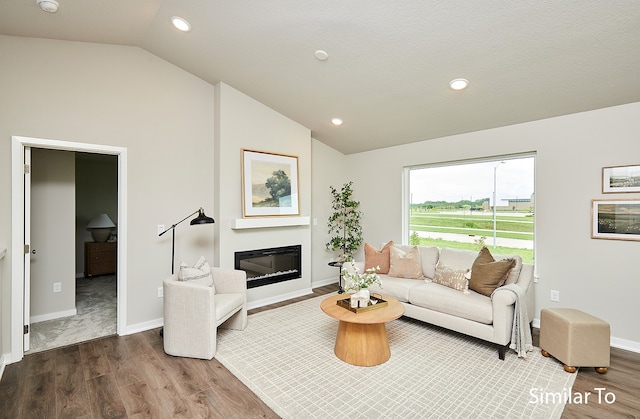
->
[
  {"left": 602, "top": 164, "right": 640, "bottom": 193},
  {"left": 591, "top": 199, "right": 640, "bottom": 241},
  {"left": 242, "top": 149, "right": 300, "bottom": 217}
]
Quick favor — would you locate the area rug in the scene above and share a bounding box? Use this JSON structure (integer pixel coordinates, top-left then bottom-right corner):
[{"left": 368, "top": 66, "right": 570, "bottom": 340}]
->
[
  {"left": 29, "top": 275, "right": 117, "bottom": 353},
  {"left": 216, "top": 295, "right": 577, "bottom": 419}
]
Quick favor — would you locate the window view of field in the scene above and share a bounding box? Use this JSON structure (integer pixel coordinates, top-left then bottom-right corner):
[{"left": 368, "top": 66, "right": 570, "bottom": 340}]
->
[{"left": 408, "top": 156, "right": 535, "bottom": 263}]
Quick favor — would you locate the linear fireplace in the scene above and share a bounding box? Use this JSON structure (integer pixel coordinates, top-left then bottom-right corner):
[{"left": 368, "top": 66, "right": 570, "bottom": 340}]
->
[{"left": 235, "top": 245, "right": 301, "bottom": 289}]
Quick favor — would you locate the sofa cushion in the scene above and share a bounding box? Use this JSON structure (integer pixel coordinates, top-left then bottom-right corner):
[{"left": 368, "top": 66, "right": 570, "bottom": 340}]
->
[
  {"left": 469, "top": 247, "right": 515, "bottom": 297},
  {"left": 395, "top": 244, "right": 439, "bottom": 279},
  {"left": 438, "top": 247, "right": 479, "bottom": 270},
  {"left": 409, "top": 283, "right": 493, "bottom": 324},
  {"left": 369, "top": 274, "right": 424, "bottom": 302},
  {"left": 179, "top": 256, "right": 214, "bottom": 290},
  {"left": 364, "top": 241, "right": 394, "bottom": 274},
  {"left": 431, "top": 261, "right": 469, "bottom": 292},
  {"left": 388, "top": 246, "right": 423, "bottom": 279}
]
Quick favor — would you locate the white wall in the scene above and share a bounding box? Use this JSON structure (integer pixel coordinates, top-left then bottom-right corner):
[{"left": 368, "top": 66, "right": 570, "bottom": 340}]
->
[
  {"left": 341, "top": 102, "right": 640, "bottom": 349},
  {"left": 310, "top": 139, "right": 349, "bottom": 285},
  {"left": 214, "top": 82, "right": 313, "bottom": 306},
  {"left": 0, "top": 35, "right": 216, "bottom": 357}
]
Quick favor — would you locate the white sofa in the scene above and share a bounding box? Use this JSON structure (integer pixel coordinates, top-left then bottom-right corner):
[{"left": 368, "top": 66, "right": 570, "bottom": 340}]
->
[
  {"left": 163, "top": 267, "right": 247, "bottom": 360},
  {"left": 346, "top": 245, "right": 534, "bottom": 359}
]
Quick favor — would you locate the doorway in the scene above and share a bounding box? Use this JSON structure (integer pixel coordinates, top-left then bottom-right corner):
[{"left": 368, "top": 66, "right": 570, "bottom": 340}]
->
[
  {"left": 27, "top": 150, "right": 118, "bottom": 353},
  {"left": 10, "top": 136, "right": 128, "bottom": 363}
]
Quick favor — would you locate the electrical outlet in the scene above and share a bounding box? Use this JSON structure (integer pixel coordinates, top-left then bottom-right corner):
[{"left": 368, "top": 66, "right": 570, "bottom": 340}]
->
[
  {"left": 550, "top": 290, "right": 560, "bottom": 302},
  {"left": 53, "top": 282, "right": 62, "bottom": 293},
  {"left": 313, "top": 218, "right": 318, "bottom": 226},
  {"left": 157, "top": 224, "right": 165, "bottom": 235},
  {"left": 158, "top": 287, "right": 163, "bottom": 298}
]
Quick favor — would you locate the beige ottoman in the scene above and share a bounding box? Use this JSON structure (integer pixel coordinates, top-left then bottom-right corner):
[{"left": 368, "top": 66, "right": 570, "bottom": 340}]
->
[{"left": 540, "top": 308, "right": 610, "bottom": 374}]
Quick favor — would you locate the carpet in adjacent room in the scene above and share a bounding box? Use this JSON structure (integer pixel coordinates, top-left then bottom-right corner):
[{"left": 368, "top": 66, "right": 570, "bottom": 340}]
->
[{"left": 28, "top": 275, "right": 117, "bottom": 353}]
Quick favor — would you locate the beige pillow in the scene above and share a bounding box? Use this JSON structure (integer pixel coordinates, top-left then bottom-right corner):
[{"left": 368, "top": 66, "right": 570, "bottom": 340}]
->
[
  {"left": 469, "top": 247, "right": 515, "bottom": 297},
  {"left": 179, "top": 256, "right": 215, "bottom": 291},
  {"left": 431, "top": 261, "right": 469, "bottom": 292},
  {"left": 364, "top": 241, "right": 394, "bottom": 274},
  {"left": 388, "top": 246, "right": 423, "bottom": 279}
]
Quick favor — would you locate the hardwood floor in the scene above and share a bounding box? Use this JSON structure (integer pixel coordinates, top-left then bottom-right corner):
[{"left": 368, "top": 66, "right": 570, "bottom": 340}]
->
[{"left": 1, "top": 284, "right": 638, "bottom": 418}]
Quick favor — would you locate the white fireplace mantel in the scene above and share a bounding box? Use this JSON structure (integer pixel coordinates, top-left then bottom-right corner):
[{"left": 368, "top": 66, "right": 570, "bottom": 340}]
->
[{"left": 230, "top": 216, "right": 310, "bottom": 230}]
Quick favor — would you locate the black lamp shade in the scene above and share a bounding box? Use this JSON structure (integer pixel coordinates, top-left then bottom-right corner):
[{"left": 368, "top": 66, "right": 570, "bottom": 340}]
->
[{"left": 190, "top": 209, "right": 215, "bottom": 225}]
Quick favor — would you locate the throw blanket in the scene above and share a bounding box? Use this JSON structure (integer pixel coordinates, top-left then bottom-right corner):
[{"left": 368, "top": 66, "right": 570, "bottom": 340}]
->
[{"left": 493, "top": 283, "right": 533, "bottom": 358}]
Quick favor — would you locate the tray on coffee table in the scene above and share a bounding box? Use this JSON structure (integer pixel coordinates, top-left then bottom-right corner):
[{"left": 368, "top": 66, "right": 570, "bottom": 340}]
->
[{"left": 336, "top": 294, "right": 388, "bottom": 313}]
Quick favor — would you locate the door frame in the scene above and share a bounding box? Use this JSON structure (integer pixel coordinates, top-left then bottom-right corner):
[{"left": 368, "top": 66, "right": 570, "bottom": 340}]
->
[{"left": 10, "top": 135, "right": 128, "bottom": 363}]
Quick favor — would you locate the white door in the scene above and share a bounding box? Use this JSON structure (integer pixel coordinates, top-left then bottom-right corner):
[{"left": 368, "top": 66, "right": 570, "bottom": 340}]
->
[
  {"left": 26, "top": 149, "right": 77, "bottom": 352},
  {"left": 23, "top": 147, "right": 31, "bottom": 351}
]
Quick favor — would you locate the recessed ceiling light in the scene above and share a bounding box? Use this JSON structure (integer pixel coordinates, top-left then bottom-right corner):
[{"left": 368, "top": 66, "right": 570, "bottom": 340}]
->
[
  {"left": 449, "top": 78, "right": 469, "bottom": 90},
  {"left": 171, "top": 16, "right": 191, "bottom": 32},
  {"left": 331, "top": 118, "right": 343, "bottom": 126},
  {"left": 315, "top": 50, "right": 329, "bottom": 61}
]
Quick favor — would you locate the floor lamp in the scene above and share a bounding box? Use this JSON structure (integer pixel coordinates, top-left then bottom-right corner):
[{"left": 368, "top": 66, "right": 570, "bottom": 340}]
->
[
  {"left": 158, "top": 207, "right": 214, "bottom": 337},
  {"left": 158, "top": 207, "right": 215, "bottom": 274}
]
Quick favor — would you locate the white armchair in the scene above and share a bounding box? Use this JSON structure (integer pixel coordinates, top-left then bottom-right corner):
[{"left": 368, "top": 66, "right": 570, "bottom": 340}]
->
[{"left": 163, "top": 267, "right": 247, "bottom": 359}]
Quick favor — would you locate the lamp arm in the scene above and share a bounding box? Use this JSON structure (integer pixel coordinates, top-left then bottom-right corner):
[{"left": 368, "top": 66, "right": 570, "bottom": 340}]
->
[{"left": 158, "top": 208, "right": 201, "bottom": 237}]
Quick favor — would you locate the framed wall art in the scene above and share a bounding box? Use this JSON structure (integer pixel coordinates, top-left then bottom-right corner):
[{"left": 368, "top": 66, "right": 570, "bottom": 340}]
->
[
  {"left": 242, "top": 149, "right": 299, "bottom": 217},
  {"left": 591, "top": 199, "right": 640, "bottom": 241},
  {"left": 602, "top": 164, "right": 640, "bottom": 193}
]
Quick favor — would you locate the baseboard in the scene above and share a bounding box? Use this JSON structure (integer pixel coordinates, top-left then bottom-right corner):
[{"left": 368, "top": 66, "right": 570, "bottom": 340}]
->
[
  {"left": 532, "top": 317, "right": 640, "bottom": 354},
  {"left": 246, "top": 288, "right": 313, "bottom": 310},
  {"left": 126, "top": 318, "right": 164, "bottom": 335},
  {"left": 611, "top": 336, "right": 640, "bottom": 353},
  {"left": 311, "top": 277, "right": 338, "bottom": 289},
  {"left": 0, "top": 353, "right": 6, "bottom": 381},
  {"left": 30, "top": 308, "right": 77, "bottom": 323}
]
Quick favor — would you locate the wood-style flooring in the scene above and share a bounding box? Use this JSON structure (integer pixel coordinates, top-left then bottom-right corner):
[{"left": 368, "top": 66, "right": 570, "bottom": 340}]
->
[{"left": 1, "top": 284, "right": 638, "bottom": 418}]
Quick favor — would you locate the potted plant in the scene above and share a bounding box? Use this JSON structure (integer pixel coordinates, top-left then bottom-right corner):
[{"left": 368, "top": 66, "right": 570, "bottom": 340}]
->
[
  {"left": 342, "top": 261, "right": 381, "bottom": 307},
  {"left": 326, "top": 181, "right": 363, "bottom": 262}
]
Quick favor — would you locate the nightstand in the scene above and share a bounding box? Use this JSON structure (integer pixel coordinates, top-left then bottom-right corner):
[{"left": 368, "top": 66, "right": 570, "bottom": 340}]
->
[{"left": 84, "top": 241, "right": 117, "bottom": 277}]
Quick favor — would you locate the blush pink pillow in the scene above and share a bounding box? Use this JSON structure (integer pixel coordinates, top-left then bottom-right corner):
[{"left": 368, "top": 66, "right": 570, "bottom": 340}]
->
[
  {"left": 388, "top": 246, "right": 423, "bottom": 279},
  {"left": 364, "top": 241, "right": 394, "bottom": 274}
]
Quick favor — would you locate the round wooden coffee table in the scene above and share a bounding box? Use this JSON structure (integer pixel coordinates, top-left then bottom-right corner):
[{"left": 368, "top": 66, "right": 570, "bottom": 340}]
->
[{"left": 320, "top": 294, "right": 404, "bottom": 366}]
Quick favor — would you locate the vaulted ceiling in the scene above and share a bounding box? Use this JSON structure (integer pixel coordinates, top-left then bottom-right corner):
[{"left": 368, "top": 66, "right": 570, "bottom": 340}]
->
[{"left": 2, "top": 1, "right": 640, "bottom": 154}]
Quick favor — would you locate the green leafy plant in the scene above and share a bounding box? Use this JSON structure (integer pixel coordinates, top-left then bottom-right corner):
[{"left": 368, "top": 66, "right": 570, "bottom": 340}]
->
[
  {"left": 410, "top": 230, "right": 420, "bottom": 245},
  {"left": 326, "top": 182, "right": 363, "bottom": 261},
  {"left": 474, "top": 235, "right": 487, "bottom": 249},
  {"left": 342, "top": 262, "right": 381, "bottom": 292}
]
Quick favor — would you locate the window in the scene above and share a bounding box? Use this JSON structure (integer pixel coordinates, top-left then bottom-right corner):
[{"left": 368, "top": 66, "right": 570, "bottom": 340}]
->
[{"left": 406, "top": 154, "right": 535, "bottom": 263}]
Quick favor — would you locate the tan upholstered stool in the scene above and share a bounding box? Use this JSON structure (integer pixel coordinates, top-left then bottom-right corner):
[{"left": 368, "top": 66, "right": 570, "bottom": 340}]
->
[{"left": 540, "top": 308, "right": 610, "bottom": 374}]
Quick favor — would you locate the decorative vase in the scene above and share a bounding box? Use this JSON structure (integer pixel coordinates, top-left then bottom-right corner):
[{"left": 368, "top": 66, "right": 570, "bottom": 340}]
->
[{"left": 350, "top": 288, "right": 370, "bottom": 308}]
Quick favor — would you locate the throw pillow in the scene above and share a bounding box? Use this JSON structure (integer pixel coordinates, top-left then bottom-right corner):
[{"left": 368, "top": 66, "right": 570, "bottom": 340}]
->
[
  {"left": 388, "top": 245, "right": 423, "bottom": 279},
  {"left": 364, "top": 241, "right": 394, "bottom": 274},
  {"left": 431, "top": 261, "right": 469, "bottom": 292},
  {"left": 469, "top": 247, "right": 515, "bottom": 297},
  {"left": 178, "top": 256, "right": 215, "bottom": 290}
]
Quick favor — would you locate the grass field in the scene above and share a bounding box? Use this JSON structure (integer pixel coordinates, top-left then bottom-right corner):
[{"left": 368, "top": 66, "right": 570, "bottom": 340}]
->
[
  {"left": 409, "top": 210, "right": 534, "bottom": 263},
  {"left": 411, "top": 236, "right": 534, "bottom": 264}
]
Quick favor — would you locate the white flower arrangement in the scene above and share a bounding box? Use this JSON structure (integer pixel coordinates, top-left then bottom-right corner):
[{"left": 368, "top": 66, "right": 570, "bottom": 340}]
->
[{"left": 342, "top": 261, "right": 382, "bottom": 292}]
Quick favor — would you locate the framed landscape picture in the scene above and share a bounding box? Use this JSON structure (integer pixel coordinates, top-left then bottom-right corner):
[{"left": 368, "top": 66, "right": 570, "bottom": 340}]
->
[
  {"left": 591, "top": 199, "right": 640, "bottom": 241},
  {"left": 602, "top": 164, "right": 640, "bottom": 193},
  {"left": 242, "top": 149, "right": 299, "bottom": 217}
]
